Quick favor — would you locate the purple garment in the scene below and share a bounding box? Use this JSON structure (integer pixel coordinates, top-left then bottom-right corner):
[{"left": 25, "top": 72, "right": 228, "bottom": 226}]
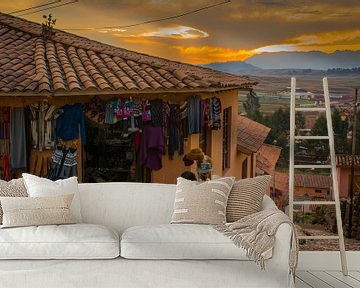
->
[{"left": 139, "top": 124, "right": 164, "bottom": 171}]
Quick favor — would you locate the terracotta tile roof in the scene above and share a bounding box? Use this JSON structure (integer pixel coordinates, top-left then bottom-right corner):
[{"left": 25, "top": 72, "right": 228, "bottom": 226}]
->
[
  {"left": 256, "top": 144, "right": 282, "bottom": 174},
  {"left": 294, "top": 174, "right": 331, "bottom": 189},
  {"left": 0, "top": 13, "right": 256, "bottom": 95},
  {"left": 270, "top": 172, "right": 289, "bottom": 193},
  {"left": 270, "top": 172, "right": 331, "bottom": 193},
  {"left": 237, "top": 116, "right": 270, "bottom": 154},
  {"left": 335, "top": 154, "right": 360, "bottom": 168}
]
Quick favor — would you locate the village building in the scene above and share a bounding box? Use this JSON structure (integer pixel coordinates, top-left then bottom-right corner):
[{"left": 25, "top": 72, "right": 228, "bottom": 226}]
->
[
  {"left": 336, "top": 154, "right": 360, "bottom": 198},
  {"left": 256, "top": 143, "right": 282, "bottom": 175},
  {"left": 270, "top": 171, "right": 332, "bottom": 212},
  {"left": 0, "top": 12, "right": 258, "bottom": 184},
  {"left": 236, "top": 115, "right": 270, "bottom": 179}
]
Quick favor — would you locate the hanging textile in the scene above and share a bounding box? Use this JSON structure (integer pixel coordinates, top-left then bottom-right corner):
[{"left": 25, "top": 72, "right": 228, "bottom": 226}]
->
[
  {"left": 187, "top": 95, "right": 201, "bottom": 134},
  {"left": 150, "top": 99, "right": 163, "bottom": 127},
  {"left": 168, "top": 104, "right": 180, "bottom": 159},
  {"left": 48, "top": 148, "right": 78, "bottom": 180},
  {"left": 211, "top": 97, "right": 222, "bottom": 130},
  {"left": 142, "top": 100, "right": 152, "bottom": 122},
  {"left": 0, "top": 107, "right": 10, "bottom": 156},
  {"left": 30, "top": 101, "right": 62, "bottom": 151},
  {"left": 84, "top": 96, "right": 105, "bottom": 125},
  {"left": 105, "top": 98, "right": 119, "bottom": 124},
  {"left": 10, "top": 108, "right": 27, "bottom": 170},
  {"left": 56, "top": 104, "right": 87, "bottom": 144},
  {"left": 139, "top": 124, "right": 164, "bottom": 171},
  {"left": 0, "top": 107, "right": 11, "bottom": 180}
]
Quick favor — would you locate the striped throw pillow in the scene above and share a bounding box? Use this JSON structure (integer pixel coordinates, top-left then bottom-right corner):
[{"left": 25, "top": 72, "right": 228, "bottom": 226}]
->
[
  {"left": 171, "top": 177, "right": 235, "bottom": 225},
  {"left": 226, "top": 175, "right": 271, "bottom": 223}
]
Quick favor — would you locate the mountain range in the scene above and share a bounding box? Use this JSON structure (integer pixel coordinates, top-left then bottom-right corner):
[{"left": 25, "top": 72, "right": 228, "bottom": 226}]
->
[{"left": 203, "top": 50, "right": 360, "bottom": 72}]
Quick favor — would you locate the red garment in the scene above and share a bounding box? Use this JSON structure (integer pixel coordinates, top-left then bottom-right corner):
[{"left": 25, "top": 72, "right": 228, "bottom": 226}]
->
[
  {"left": 0, "top": 107, "right": 10, "bottom": 123},
  {"left": 2, "top": 154, "right": 11, "bottom": 181}
]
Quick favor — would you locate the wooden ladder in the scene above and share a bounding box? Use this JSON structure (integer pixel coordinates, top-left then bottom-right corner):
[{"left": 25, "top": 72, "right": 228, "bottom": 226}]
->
[{"left": 289, "top": 77, "right": 348, "bottom": 275}]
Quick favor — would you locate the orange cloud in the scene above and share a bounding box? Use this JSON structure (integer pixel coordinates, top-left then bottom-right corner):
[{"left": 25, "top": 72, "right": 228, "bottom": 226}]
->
[
  {"left": 256, "top": 30, "right": 360, "bottom": 53},
  {"left": 172, "top": 45, "right": 256, "bottom": 64},
  {"left": 121, "top": 37, "right": 165, "bottom": 46}
]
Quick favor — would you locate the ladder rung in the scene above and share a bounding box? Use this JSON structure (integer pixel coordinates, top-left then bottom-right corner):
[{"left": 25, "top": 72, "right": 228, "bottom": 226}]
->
[
  {"left": 293, "top": 201, "right": 336, "bottom": 205},
  {"left": 294, "top": 165, "right": 332, "bottom": 169},
  {"left": 295, "top": 136, "right": 329, "bottom": 140},
  {"left": 295, "top": 107, "right": 326, "bottom": 112},
  {"left": 298, "top": 235, "right": 339, "bottom": 240}
]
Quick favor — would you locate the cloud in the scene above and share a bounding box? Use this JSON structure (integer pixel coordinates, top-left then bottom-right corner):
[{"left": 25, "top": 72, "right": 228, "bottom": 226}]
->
[
  {"left": 229, "top": 1, "right": 360, "bottom": 22},
  {"left": 172, "top": 45, "right": 256, "bottom": 64},
  {"left": 121, "top": 37, "right": 165, "bottom": 46},
  {"left": 254, "top": 30, "right": 360, "bottom": 53},
  {"left": 113, "top": 25, "right": 209, "bottom": 40},
  {"left": 254, "top": 44, "right": 296, "bottom": 53}
]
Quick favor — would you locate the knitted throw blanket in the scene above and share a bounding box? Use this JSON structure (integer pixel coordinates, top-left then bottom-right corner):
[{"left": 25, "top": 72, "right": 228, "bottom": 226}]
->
[{"left": 214, "top": 209, "right": 298, "bottom": 275}]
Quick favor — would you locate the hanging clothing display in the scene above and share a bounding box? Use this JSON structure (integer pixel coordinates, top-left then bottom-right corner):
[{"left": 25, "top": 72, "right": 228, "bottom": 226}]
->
[
  {"left": 150, "top": 99, "right": 163, "bottom": 127},
  {"left": 81, "top": 94, "right": 221, "bottom": 176},
  {"left": 48, "top": 148, "right": 77, "bottom": 181},
  {"left": 0, "top": 107, "right": 10, "bottom": 156},
  {"left": 168, "top": 104, "right": 180, "bottom": 159},
  {"left": 84, "top": 96, "right": 105, "bottom": 125},
  {"left": 139, "top": 124, "right": 164, "bottom": 171},
  {"left": 0, "top": 107, "right": 11, "bottom": 180},
  {"left": 10, "top": 108, "right": 27, "bottom": 170},
  {"left": 188, "top": 95, "right": 201, "bottom": 134},
  {"left": 211, "top": 97, "right": 222, "bottom": 130},
  {"left": 30, "top": 101, "right": 62, "bottom": 151},
  {"left": 56, "top": 103, "right": 87, "bottom": 144},
  {"left": 105, "top": 98, "right": 119, "bottom": 124}
]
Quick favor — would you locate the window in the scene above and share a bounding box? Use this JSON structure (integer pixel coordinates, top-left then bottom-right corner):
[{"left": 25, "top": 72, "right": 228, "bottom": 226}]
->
[
  {"left": 315, "top": 189, "right": 322, "bottom": 193},
  {"left": 242, "top": 158, "right": 248, "bottom": 179},
  {"left": 222, "top": 107, "right": 232, "bottom": 170},
  {"left": 200, "top": 127, "right": 212, "bottom": 156}
]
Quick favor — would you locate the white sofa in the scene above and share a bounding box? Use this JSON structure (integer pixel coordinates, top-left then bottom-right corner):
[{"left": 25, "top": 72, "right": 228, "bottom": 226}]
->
[{"left": 0, "top": 182, "right": 294, "bottom": 288}]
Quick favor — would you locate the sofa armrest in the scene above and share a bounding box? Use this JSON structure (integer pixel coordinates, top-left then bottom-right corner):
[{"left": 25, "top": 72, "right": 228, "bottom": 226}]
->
[{"left": 267, "top": 222, "right": 295, "bottom": 288}]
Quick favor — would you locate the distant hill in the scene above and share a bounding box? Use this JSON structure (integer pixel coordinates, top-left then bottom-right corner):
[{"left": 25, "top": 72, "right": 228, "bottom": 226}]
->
[
  {"left": 245, "top": 50, "right": 360, "bottom": 70},
  {"left": 202, "top": 61, "right": 260, "bottom": 74}
]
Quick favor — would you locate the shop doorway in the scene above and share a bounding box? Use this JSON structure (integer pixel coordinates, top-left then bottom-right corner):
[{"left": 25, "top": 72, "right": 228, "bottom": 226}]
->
[{"left": 84, "top": 120, "right": 139, "bottom": 183}]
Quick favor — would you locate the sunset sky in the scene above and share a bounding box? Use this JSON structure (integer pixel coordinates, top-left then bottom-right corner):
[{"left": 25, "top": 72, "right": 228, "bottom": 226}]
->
[{"left": 1, "top": 0, "right": 360, "bottom": 64}]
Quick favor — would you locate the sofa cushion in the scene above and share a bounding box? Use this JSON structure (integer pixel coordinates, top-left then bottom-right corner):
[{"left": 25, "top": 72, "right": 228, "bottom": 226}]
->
[
  {"left": 171, "top": 177, "right": 235, "bottom": 225},
  {"left": 0, "top": 223, "right": 119, "bottom": 259},
  {"left": 0, "top": 194, "right": 76, "bottom": 228},
  {"left": 121, "top": 224, "right": 272, "bottom": 260},
  {"left": 22, "top": 174, "right": 82, "bottom": 222}
]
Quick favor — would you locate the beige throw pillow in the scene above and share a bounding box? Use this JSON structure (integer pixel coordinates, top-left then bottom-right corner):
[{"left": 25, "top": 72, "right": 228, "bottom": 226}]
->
[
  {"left": 0, "top": 178, "right": 28, "bottom": 224},
  {"left": 226, "top": 175, "right": 271, "bottom": 223},
  {"left": 171, "top": 177, "right": 235, "bottom": 225},
  {"left": 0, "top": 194, "right": 76, "bottom": 228}
]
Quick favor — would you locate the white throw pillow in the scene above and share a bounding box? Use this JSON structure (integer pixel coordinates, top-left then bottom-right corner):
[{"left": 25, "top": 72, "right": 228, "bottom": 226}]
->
[
  {"left": 22, "top": 174, "right": 82, "bottom": 222},
  {"left": 121, "top": 224, "right": 272, "bottom": 260}
]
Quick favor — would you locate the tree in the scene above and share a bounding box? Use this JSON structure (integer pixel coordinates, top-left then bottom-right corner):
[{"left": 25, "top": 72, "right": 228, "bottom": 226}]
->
[
  {"left": 243, "top": 90, "right": 260, "bottom": 119},
  {"left": 310, "top": 109, "right": 350, "bottom": 155}
]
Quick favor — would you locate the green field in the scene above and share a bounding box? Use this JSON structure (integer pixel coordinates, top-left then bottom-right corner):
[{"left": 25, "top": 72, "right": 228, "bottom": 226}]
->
[{"left": 238, "top": 93, "right": 316, "bottom": 114}]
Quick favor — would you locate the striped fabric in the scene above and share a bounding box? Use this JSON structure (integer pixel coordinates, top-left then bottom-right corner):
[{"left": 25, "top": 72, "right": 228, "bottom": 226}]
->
[
  {"left": 171, "top": 177, "right": 234, "bottom": 225},
  {"left": 226, "top": 175, "right": 271, "bottom": 223}
]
